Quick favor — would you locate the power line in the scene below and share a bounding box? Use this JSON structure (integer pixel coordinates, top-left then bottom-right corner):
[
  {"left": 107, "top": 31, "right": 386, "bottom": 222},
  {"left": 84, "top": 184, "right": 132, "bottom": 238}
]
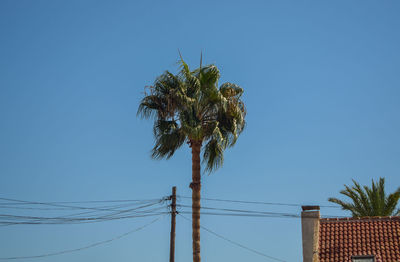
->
[
  {"left": 176, "top": 211, "right": 298, "bottom": 218},
  {"left": 0, "top": 197, "right": 164, "bottom": 205},
  {"left": 178, "top": 204, "right": 300, "bottom": 216},
  {"left": 0, "top": 197, "right": 167, "bottom": 211},
  {"left": 177, "top": 211, "right": 298, "bottom": 218},
  {"left": 0, "top": 215, "right": 164, "bottom": 260},
  {"left": 0, "top": 196, "right": 344, "bottom": 227},
  {"left": 0, "top": 212, "right": 168, "bottom": 226},
  {"left": 46, "top": 202, "right": 161, "bottom": 219},
  {"left": 60, "top": 202, "right": 162, "bottom": 218},
  {"left": 0, "top": 201, "right": 169, "bottom": 226},
  {"left": 176, "top": 205, "right": 346, "bottom": 219},
  {"left": 0, "top": 200, "right": 161, "bottom": 211},
  {"left": 176, "top": 211, "right": 345, "bottom": 220},
  {"left": 178, "top": 214, "right": 287, "bottom": 262},
  {"left": 93, "top": 201, "right": 164, "bottom": 219},
  {"left": 178, "top": 196, "right": 339, "bottom": 208}
]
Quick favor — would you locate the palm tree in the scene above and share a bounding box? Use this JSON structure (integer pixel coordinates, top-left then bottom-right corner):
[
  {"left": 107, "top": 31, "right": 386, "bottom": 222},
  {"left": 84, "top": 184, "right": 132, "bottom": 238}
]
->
[
  {"left": 137, "top": 56, "right": 246, "bottom": 262},
  {"left": 328, "top": 178, "right": 400, "bottom": 217}
]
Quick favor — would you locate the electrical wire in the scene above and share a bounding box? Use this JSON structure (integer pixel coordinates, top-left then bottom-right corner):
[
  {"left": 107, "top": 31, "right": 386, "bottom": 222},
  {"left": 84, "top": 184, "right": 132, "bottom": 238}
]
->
[
  {"left": 176, "top": 205, "right": 346, "bottom": 219},
  {"left": 0, "top": 215, "right": 164, "bottom": 260},
  {"left": 0, "top": 212, "right": 168, "bottom": 226},
  {"left": 0, "top": 197, "right": 166, "bottom": 212},
  {"left": 0, "top": 195, "right": 344, "bottom": 227},
  {"left": 0, "top": 201, "right": 159, "bottom": 211},
  {"left": 0, "top": 197, "right": 163, "bottom": 205},
  {"left": 178, "top": 204, "right": 300, "bottom": 216},
  {"left": 178, "top": 196, "right": 339, "bottom": 208},
  {"left": 0, "top": 200, "right": 170, "bottom": 226},
  {"left": 178, "top": 214, "right": 287, "bottom": 262},
  {"left": 176, "top": 211, "right": 299, "bottom": 218},
  {"left": 0, "top": 194, "right": 341, "bottom": 261}
]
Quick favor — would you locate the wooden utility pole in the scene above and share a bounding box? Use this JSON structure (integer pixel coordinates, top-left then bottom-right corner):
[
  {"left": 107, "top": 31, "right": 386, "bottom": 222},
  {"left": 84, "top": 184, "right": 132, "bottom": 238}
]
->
[{"left": 169, "top": 186, "right": 177, "bottom": 262}]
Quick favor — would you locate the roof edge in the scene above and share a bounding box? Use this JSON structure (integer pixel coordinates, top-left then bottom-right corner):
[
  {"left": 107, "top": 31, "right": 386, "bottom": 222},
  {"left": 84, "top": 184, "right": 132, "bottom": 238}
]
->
[{"left": 320, "top": 216, "right": 400, "bottom": 222}]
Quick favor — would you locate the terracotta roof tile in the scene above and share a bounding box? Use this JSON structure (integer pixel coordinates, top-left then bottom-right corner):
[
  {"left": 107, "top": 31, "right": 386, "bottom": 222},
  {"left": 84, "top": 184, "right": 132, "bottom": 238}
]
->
[{"left": 318, "top": 216, "right": 400, "bottom": 262}]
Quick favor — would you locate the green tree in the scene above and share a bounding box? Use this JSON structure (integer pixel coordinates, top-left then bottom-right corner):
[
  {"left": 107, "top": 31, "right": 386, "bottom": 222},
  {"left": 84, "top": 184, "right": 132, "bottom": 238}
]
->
[
  {"left": 138, "top": 56, "right": 246, "bottom": 262},
  {"left": 328, "top": 178, "right": 400, "bottom": 217}
]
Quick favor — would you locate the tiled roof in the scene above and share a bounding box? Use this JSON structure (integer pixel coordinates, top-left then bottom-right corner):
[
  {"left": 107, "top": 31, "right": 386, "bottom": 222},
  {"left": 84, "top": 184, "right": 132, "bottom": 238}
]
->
[{"left": 319, "top": 216, "right": 400, "bottom": 262}]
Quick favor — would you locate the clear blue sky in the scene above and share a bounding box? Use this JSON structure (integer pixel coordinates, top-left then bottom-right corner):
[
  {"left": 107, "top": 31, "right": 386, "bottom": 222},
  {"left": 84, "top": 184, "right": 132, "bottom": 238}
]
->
[{"left": 1, "top": 1, "right": 399, "bottom": 261}]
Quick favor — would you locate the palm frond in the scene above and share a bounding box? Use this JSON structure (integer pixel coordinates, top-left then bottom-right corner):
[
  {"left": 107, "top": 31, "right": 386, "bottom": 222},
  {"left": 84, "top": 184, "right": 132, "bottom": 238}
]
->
[
  {"left": 151, "top": 126, "right": 186, "bottom": 159},
  {"left": 328, "top": 197, "right": 360, "bottom": 217},
  {"left": 137, "top": 94, "right": 167, "bottom": 119},
  {"left": 195, "top": 65, "right": 220, "bottom": 91},
  {"left": 352, "top": 180, "right": 372, "bottom": 216},
  {"left": 340, "top": 184, "right": 366, "bottom": 216},
  {"left": 219, "top": 82, "right": 244, "bottom": 99},
  {"left": 385, "top": 186, "right": 400, "bottom": 216},
  {"left": 203, "top": 138, "right": 224, "bottom": 173},
  {"left": 178, "top": 56, "right": 201, "bottom": 98},
  {"left": 329, "top": 178, "right": 400, "bottom": 217}
]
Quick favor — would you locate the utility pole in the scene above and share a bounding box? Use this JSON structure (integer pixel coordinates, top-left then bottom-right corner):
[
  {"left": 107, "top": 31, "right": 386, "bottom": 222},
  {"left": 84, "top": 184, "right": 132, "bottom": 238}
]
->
[{"left": 169, "top": 186, "right": 177, "bottom": 262}]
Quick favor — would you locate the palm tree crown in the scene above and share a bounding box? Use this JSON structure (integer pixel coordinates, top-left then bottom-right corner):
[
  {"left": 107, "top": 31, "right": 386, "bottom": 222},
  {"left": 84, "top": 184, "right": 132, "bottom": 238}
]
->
[
  {"left": 137, "top": 57, "right": 246, "bottom": 171},
  {"left": 328, "top": 178, "right": 400, "bottom": 217}
]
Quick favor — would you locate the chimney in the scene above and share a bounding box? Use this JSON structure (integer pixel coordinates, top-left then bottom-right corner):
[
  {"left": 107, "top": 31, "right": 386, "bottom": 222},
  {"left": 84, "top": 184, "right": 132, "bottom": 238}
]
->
[{"left": 301, "top": 206, "right": 320, "bottom": 262}]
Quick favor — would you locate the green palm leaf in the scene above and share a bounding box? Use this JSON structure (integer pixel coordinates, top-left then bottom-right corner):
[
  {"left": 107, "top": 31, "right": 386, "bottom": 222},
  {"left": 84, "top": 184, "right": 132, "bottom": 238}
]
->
[{"left": 329, "top": 178, "right": 400, "bottom": 217}]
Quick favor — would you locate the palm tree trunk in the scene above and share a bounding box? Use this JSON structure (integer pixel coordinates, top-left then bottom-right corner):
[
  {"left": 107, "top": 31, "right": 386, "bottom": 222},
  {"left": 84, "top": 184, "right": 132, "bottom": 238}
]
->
[{"left": 190, "top": 140, "right": 202, "bottom": 262}]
